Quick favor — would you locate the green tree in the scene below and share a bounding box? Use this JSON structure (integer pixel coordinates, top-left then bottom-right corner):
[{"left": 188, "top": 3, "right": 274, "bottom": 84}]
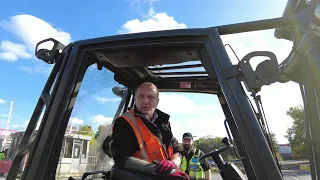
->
[
  {"left": 195, "top": 135, "right": 235, "bottom": 161},
  {"left": 285, "top": 105, "right": 308, "bottom": 160},
  {"left": 267, "top": 132, "right": 279, "bottom": 154},
  {"left": 95, "top": 125, "right": 108, "bottom": 139},
  {"left": 196, "top": 135, "right": 222, "bottom": 154},
  {"left": 77, "top": 125, "right": 96, "bottom": 147}
]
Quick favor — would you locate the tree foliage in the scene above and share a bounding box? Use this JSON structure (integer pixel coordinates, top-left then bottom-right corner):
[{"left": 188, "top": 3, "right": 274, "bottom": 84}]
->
[
  {"left": 95, "top": 125, "right": 108, "bottom": 139},
  {"left": 268, "top": 132, "right": 279, "bottom": 154},
  {"left": 285, "top": 105, "right": 308, "bottom": 159},
  {"left": 195, "top": 135, "right": 235, "bottom": 161},
  {"left": 77, "top": 125, "right": 96, "bottom": 147}
]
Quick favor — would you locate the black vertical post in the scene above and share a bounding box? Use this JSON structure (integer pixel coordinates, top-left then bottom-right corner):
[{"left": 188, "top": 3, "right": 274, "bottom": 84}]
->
[
  {"left": 300, "top": 84, "right": 317, "bottom": 180},
  {"left": 217, "top": 93, "right": 256, "bottom": 179},
  {"left": 199, "top": 28, "right": 282, "bottom": 180},
  {"left": 303, "top": 70, "right": 320, "bottom": 179}
]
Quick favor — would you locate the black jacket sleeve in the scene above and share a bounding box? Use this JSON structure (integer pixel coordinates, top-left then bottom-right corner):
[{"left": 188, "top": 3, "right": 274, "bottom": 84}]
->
[
  {"left": 111, "top": 117, "right": 140, "bottom": 168},
  {"left": 171, "top": 136, "right": 183, "bottom": 155}
]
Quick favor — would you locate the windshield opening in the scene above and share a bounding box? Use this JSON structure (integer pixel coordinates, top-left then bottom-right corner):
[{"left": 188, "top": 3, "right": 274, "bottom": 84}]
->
[{"left": 46, "top": 62, "right": 234, "bottom": 179}]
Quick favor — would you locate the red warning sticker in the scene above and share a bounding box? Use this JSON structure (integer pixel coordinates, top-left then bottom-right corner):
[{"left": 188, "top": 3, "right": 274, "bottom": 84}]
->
[{"left": 180, "top": 82, "right": 191, "bottom": 88}]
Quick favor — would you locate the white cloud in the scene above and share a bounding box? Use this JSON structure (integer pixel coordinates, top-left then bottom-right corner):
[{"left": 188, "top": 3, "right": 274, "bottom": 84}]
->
[
  {"left": 10, "top": 120, "right": 29, "bottom": 130},
  {"left": 0, "top": 113, "right": 7, "bottom": 117},
  {"left": 0, "top": 113, "right": 7, "bottom": 126},
  {"left": 157, "top": 92, "right": 228, "bottom": 142},
  {"left": 8, "top": 113, "right": 83, "bottom": 133},
  {"left": 10, "top": 112, "right": 45, "bottom": 131},
  {"left": 90, "top": 114, "right": 113, "bottom": 125},
  {"left": 158, "top": 93, "right": 218, "bottom": 114},
  {"left": 1, "top": 14, "right": 71, "bottom": 53},
  {"left": 11, "top": 119, "right": 41, "bottom": 131},
  {"left": 127, "top": 0, "right": 158, "bottom": 5},
  {"left": 95, "top": 96, "right": 121, "bottom": 103},
  {"left": 0, "top": 14, "right": 71, "bottom": 74},
  {"left": 19, "top": 63, "right": 53, "bottom": 75},
  {"left": 119, "top": 7, "right": 186, "bottom": 34},
  {"left": 0, "top": 99, "right": 6, "bottom": 104},
  {"left": 0, "top": 41, "right": 32, "bottom": 61},
  {"left": 70, "top": 117, "right": 84, "bottom": 125}
]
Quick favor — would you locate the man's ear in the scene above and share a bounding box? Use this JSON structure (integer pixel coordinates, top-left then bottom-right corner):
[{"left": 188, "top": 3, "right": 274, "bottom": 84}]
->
[{"left": 133, "top": 95, "right": 137, "bottom": 103}]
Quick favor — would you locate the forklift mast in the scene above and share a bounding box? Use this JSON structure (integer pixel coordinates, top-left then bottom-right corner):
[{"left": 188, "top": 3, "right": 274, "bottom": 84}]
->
[{"left": 6, "top": 0, "right": 320, "bottom": 180}]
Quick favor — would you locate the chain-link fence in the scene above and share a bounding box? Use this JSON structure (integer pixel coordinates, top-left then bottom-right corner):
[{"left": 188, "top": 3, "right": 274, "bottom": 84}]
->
[{"left": 85, "top": 147, "right": 114, "bottom": 172}]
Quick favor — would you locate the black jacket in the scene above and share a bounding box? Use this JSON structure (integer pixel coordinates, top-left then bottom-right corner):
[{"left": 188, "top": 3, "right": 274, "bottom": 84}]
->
[{"left": 111, "top": 107, "right": 183, "bottom": 168}]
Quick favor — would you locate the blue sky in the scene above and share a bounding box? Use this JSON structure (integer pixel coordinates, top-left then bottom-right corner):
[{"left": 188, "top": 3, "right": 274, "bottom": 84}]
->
[{"left": 0, "top": 0, "right": 303, "bottom": 143}]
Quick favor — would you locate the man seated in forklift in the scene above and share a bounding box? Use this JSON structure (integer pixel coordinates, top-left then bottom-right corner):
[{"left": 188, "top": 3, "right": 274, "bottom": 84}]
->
[
  {"left": 110, "top": 82, "right": 190, "bottom": 179},
  {"left": 180, "top": 133, "right": 211, "bottom": 180}
]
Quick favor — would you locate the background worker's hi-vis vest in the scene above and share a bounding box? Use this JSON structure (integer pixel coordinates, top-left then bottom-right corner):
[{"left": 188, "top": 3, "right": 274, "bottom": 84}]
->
[
  {"left": 114, "top": 109, "right": 173, "bottom": 163},
  {"left": 180, "top": 149, "right": 204, "bottom": 179}
]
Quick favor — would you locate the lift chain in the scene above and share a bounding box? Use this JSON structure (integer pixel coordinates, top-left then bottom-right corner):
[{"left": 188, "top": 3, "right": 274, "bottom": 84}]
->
[{"left": 251, "top": 93, "right": 283, "bottom": 174}]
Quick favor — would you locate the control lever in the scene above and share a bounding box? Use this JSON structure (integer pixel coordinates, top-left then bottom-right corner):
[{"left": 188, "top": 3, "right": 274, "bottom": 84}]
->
[
  {"left": 222, "top": 137, "right": 231, "bottom": 146},
  {"left": 199, "top": 137, "right": 233, "bottom": 161},
  {"left": 68, "top": 170, "right": 110, "bottom": 180},
  {"left": 199, "top": 137, "right": 234, "bottom": 170},
  {"left": 198, "top": 139, "right": 246, "bottom": 180}
]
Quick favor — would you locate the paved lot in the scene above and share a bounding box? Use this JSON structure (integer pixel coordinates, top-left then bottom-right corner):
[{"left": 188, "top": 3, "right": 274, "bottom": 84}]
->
[
  {"left": 0, "top": 170, "right": 311, "bottom": 180},
  {"left": 210, "top": 170, "right": 311, "bottom": 180},
  {"left": 282, "top": 170, "right": 312, "bottom": 180}
]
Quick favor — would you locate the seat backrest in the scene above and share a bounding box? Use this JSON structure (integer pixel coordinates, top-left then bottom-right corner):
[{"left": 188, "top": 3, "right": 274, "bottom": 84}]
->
[
  {"left": 102, "top": 135, "right": 113, "bottom": 158},
  {"left": 109, "top": 139, "right": 116, "bottom": 158}
]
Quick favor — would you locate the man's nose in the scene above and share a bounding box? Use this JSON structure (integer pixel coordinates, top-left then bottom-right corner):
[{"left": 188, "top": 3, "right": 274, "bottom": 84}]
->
[{"left": 142, "top": 96, "right": 149, "bottom": 103}]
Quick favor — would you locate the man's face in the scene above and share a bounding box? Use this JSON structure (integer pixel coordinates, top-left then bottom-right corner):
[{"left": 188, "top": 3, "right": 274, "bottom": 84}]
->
[
  {"left": 134, "top": 85, "right": 159, "bottom": 118},
  {"left": 182, "top": 138, "right": 193, "bottom": 151}
]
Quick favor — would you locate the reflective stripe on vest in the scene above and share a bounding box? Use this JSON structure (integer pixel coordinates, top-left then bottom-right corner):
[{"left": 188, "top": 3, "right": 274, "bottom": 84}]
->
[
  {"left": 119, "top": 110, "right": 173, "bottom": 163},
  {"left": 180, "top": 149, "right": 204, "bottom": 178},
  {"left": 122, "top": 111, "right": 149, "bottom": 161}
]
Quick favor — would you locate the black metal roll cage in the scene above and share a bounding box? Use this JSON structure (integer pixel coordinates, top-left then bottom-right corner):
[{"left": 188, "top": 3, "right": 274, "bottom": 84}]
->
[{"left": 6, "top": 1, "right": 320, "bottom": 180}]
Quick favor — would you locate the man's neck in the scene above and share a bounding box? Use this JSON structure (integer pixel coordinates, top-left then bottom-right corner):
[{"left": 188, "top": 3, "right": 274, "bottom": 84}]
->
[
  {"left": 147, "top": 114, "right": 154, "bottom": 121},
  {"left": 148, "top": 111, "right": 158, "bottom": 123}
]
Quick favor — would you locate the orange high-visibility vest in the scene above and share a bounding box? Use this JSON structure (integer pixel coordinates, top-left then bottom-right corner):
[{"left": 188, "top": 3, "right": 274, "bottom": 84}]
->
[{"left": 113, "top": 109, "right": 173, "bottom": 163}]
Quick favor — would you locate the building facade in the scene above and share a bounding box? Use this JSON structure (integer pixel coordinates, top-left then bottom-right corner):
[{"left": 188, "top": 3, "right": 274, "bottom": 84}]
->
[
  {"left": 7, "top": 125, "right": 92, "bottom": 176},
  {"left": 0, "top": 128, "right": 18, "bottom": 151}
]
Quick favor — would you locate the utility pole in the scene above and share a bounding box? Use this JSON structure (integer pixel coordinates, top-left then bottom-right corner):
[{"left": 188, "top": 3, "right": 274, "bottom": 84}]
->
[{"left": 2, "top": 101, "right": 14, "bottom": 151}]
